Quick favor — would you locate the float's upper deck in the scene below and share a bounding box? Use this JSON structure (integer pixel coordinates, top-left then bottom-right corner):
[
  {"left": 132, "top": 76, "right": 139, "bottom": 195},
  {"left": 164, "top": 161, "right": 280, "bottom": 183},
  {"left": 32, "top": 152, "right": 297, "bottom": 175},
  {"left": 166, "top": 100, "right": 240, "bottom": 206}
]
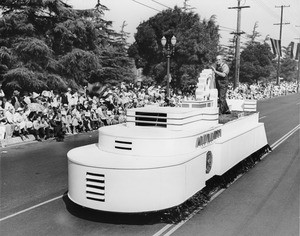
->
[
  {"left": 126, "top": 105, "right": 218, "bottom": 131},
  {"left": 96, "top": 105, "right": 220, "bottom": 157}
]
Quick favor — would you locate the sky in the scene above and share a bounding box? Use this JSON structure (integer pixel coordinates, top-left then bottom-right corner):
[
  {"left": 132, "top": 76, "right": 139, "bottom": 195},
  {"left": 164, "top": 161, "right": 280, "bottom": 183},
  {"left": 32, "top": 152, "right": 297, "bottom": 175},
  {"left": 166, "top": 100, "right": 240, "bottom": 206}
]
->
[{"left": 65, "top": 0, "right": 300, "bottom": 47}]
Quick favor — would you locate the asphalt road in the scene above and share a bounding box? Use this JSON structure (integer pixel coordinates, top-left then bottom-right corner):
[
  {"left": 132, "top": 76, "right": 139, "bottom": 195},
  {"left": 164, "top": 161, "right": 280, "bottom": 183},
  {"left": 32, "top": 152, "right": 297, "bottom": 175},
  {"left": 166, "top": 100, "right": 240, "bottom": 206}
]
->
[{"left": 0, "top": 93, "right": 299, "bottom": 236}]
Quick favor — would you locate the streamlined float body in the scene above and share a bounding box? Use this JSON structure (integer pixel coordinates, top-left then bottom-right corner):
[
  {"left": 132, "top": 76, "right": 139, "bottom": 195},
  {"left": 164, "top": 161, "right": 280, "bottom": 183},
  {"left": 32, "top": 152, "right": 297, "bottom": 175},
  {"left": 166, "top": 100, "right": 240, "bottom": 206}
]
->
[{"left": 68, "top": 103, "right": 267, "bottom": 213}]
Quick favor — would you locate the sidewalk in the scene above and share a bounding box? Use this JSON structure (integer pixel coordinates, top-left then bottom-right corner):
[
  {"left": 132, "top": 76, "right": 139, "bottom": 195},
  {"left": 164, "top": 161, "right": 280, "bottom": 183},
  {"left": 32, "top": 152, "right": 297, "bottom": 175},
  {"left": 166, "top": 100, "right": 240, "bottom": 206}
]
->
[
  {"left": 1, "top": 135, "right": 37, "bottom": 148},
  {"left": 0, "top": 131, "right": 97, "bottom": 148}
]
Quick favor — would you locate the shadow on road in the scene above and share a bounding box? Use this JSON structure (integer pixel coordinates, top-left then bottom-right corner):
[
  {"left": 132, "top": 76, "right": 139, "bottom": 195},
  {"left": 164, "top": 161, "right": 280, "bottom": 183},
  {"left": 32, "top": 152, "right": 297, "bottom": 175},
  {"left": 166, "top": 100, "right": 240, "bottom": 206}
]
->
[{"left": 62, "top": 192, "right": 180, "bottom": 225}]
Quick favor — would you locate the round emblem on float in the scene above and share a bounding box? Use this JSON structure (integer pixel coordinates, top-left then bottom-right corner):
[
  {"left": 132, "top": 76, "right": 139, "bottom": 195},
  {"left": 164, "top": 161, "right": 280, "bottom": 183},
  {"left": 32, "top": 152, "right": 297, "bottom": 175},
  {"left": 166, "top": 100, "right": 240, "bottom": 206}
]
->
[{"left": 206, "top": 151, "right": 213, "bottom": 174}]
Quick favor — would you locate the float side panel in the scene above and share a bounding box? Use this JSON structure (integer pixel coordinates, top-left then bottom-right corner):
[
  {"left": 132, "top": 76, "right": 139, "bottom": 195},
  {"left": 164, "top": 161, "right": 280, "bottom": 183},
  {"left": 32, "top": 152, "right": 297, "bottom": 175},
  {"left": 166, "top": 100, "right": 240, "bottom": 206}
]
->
[
  {"left": 105, "top": 166, "right": 186, "bottom": 212},
  {"left": 185, "top": 153, "right": 206, "bottom": 198},
  {"left": 214, "top": 123, "right": 268, "bottom": 175}
]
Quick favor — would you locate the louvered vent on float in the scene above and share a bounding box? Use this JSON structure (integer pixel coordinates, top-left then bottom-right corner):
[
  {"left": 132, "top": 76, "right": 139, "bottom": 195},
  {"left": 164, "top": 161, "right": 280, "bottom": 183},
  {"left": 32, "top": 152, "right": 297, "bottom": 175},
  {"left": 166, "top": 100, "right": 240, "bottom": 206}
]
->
[
  {"left": 191, "top": 103, "right": 211, "bottom": 108},
  {"left": 115, "top": 140, "right": 132, "bottom": 150},
  {"left": 135, "top": 112, "right": 167, "bottom": 127},
  {"left": 86, "top": 172, "right": 105, "bottom": 202}
]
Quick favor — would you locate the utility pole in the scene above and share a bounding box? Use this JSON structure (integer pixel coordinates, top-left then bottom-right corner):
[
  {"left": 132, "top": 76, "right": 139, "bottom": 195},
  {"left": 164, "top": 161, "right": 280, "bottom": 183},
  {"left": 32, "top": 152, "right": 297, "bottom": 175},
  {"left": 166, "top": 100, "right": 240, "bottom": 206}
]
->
[
  {"left": 229, "top": 0, "right": 250, "bottom": 89},
  {"left": 274, "top": 5, "right": 290, "bottom": 85},
  {"left": 297, "top": 39, "right": 300, "bottom": 93},
  {"left": 295, "top": 25, "right": 300, "bottom": 93}
]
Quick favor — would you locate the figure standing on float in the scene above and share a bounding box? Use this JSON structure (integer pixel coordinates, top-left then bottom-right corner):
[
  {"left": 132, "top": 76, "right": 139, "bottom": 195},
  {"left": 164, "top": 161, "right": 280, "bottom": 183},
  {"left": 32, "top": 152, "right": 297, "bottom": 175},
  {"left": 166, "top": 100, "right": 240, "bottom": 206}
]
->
[{"left": 211, "top": 55, "right": 231, "bottom": 114}]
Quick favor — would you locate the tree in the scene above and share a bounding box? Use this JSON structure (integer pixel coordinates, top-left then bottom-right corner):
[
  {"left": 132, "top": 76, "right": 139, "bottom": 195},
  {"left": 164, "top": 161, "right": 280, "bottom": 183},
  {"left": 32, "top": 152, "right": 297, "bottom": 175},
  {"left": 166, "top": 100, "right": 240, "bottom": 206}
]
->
[
  {"left": 244, "top": 22, "right": 261, "bottom": 47},
  {"left": 128, "top": 6, "right": 220, "bottom": 93},
  {"left": 3, "top": 67, "right": 46, "bottom": 91},
  {"left": 59, "top": 48, "right": 101, "bottom": 85},
  {"left": 183, "top": 0, "right": 196, "bottom": 12},
  {"left": 238, "top": 42, "right": 274, "bottom": 83},
  {"left": 0, "top": 46, "right": 14, "bottom": 76},
  {"left": 0, "top": 0, "right": 135, "bottom": 96},
  {"left": 97, "top": 45, "right": 134, "bottom": 85},
  {"left": 104, "top": 21, "right": 135, "bottom": 85},
  {"left": 75, "top": 6, "right": 135, "bottom": 86},
  {"left": 279, "top": 44, "right": 298, "bottom": 81}
]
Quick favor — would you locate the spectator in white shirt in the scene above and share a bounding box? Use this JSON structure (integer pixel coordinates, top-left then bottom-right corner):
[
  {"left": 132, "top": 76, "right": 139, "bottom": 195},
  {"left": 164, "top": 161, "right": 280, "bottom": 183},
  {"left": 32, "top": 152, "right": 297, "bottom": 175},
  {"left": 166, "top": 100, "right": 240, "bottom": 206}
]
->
[
  {"left": 13, "top": 107, "right": 29, "bottom": 140},
  {"left": 0, "top": 83, "right": 5, "bottom": 98}
]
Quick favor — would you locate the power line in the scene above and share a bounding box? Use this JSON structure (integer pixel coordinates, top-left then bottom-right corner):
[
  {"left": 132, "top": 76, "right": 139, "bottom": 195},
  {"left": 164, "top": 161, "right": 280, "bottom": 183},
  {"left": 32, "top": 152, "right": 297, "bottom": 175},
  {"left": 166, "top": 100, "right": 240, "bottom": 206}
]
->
[
  {"left": 219, "top": 29, "right": 234, "bottom": 33},
  {"left": 288, "top": 4, "right": 300, "bottom": 28},
  {"left": 254, "top": 0, "right": 298, "bottom": 36},
  {"left": 131, "top": 0, "right": 160, "bottom": 12},
  {"left": 254, "top": 0, "right": 279, "bottom": 20},
  {"left": 219, "top": 25, "right": 236, "bottom": 31},
  {"left": 220, "top": 25, "right": 252, "bottom": 39},
  {"left": 149, "top": 0, "right": 171, "bottom": 9}
]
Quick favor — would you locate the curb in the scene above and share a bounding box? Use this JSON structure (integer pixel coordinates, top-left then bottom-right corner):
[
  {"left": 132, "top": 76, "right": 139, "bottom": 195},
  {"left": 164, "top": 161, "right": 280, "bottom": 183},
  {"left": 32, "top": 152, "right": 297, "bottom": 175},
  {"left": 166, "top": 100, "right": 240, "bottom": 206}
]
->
[
  {"left": 0, "top": 130, "right": 98, "bottom": 148},
  {"left": 1, "top": 135, "right": 37, "bottom": 148}
]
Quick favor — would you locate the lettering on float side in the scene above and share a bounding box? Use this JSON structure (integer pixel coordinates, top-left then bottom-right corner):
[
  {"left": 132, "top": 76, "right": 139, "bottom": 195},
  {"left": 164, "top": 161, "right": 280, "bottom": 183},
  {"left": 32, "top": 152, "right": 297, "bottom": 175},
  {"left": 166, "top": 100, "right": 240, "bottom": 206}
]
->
[{"left": 195, "top": 129, "right": 222, "bottom": 148}]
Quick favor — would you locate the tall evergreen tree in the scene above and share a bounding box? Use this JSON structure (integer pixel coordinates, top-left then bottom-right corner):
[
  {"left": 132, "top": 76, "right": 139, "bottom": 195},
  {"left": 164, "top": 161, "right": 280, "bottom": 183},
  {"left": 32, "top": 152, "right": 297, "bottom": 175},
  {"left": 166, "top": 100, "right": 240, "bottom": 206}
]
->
[
  {"left": 244, "top": 22, "right": 261, "bottom": 46},
  {"left": 101, "top": 20, "right": 135, "bottom": 85},
  {"left": 0, "top": 0, "right": 135, "bottom": 95}
]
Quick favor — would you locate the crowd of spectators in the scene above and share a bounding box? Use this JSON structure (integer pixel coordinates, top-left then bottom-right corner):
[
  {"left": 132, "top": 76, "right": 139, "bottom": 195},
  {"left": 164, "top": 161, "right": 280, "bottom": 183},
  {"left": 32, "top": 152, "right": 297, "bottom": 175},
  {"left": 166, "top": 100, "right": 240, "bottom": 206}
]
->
[
  {"left": 0, "top": 80, "right": 298, "bottom": 145},
  {"left": 227, "top": 81, "right": 298, "bottom": 100}
]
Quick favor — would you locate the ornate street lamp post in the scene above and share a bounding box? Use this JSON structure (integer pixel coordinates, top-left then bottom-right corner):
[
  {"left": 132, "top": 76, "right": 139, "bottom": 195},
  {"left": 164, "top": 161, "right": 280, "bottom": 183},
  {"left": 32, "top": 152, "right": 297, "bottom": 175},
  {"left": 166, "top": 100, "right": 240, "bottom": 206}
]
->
[{"left": 161, "top": 35, "right": 176, "bottom": 98}]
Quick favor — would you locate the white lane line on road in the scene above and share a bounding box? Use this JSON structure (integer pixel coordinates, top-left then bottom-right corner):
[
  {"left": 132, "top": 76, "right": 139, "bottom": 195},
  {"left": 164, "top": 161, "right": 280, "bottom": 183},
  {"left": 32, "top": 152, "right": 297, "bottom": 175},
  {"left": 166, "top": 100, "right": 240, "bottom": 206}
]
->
[
  {"left": 154, "top": 124, "right": 300, "bottom": 236},
  {"left": 163, "top": 188, "right": 227, "bottom": 236},
  {"left": 259, "top": 116, "right": 266, "bottom": 120},
  {"left": 152, "top": 225, "right": 173, "bottom": 236},
  {"left": 270, "top": 124, "right": 300, "bottom": 150},
  {"left": 0, "top": 195, "right": 62, "bottom": 222},
  {"left": 2, "top": 126, "right": 300, "bottom": 226}
]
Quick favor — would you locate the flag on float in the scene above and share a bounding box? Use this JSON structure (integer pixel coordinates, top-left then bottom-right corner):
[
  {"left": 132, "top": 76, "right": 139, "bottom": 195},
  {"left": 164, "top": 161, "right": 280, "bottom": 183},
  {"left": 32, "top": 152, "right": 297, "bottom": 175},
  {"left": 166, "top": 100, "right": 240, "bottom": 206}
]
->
[
  {"left": 270, "top": 38, "right": 282, "bottom": 57},
  {"left": 290, "top": 42, "right": 300, "bottom": 60}
]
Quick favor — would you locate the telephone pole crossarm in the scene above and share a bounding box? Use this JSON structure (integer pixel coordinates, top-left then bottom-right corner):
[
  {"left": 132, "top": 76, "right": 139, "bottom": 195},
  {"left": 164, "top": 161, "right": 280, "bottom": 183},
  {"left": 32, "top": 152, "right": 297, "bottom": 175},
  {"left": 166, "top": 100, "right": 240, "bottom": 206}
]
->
[
  {"left": 274, "top": 23, "right": 290, "bottom": 26},
  {"left": 230, "top": 31, "right": 245, "bottom": 36},
  {"left": 228, "top": 6, "right": 250, "bottom": 9}
]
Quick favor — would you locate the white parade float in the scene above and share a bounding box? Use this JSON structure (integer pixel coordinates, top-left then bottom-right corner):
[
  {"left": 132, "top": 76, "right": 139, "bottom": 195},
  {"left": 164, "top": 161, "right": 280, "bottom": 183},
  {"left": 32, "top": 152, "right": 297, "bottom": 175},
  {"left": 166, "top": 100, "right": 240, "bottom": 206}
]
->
[{"left": 67, "top": 69, "right": 268, "bottom": 213}]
